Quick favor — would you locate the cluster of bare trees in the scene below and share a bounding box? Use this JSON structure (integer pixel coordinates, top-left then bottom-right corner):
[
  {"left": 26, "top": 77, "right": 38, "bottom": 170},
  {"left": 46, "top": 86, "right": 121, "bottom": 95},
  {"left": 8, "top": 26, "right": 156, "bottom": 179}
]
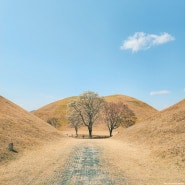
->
[{"left": 66, "top": 91, "right": 137, "bottom": 138}]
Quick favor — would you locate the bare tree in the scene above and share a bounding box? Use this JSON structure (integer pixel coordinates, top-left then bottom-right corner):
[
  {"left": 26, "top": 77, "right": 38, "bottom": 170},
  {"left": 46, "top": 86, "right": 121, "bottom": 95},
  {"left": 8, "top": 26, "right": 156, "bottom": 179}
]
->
[
  {"left": 67, "top": 91, "right": 104, "bottom": 138},
  {"left": 103, "top": 102, "right": 136, "bottom": 137},
  {"left": 67, "top": 111, "right": 82, "bottom": 136},
  {"left": 47, "top": 117, "right": 60, "bottom": 128}
]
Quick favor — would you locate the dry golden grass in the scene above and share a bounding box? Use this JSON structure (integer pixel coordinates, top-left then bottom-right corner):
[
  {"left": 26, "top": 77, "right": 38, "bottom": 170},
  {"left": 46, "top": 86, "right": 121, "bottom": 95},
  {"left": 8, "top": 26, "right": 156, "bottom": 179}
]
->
[
  {"left": 101, "top": 137, "right": 185, "bottom": 185},
  {"left": 0, "top": 96, "right": 63, "bottom": 164},
  {"left": 0, "top": 137, "right": 73, "bottom": 185},
  {"left": 116, "top": 100, "right": 185, "bottom": 158},
  {"left": 33, "top": 96, "right": 77, "bottom": 128},
  {"left": 1, "top": 95, "right": 184, "bottom": 184},
  {"left": 115, "top": 99, "right": 185, "bottom": 179}
]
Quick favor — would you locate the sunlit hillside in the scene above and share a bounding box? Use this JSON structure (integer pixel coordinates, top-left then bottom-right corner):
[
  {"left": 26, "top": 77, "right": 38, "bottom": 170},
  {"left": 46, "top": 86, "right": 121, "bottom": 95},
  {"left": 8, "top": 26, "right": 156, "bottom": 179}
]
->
[
  {"left": 33, "top": 96, "right": 77, "bottom": 128},
  {"left": 116, "top": 99, "right": 185, "bottom": 165},
  {"left": 0, "top": 96, "right": 62, "bottom": 163},
  {"left": 33, "top": 94, "right": 158, "bottom": 130}
]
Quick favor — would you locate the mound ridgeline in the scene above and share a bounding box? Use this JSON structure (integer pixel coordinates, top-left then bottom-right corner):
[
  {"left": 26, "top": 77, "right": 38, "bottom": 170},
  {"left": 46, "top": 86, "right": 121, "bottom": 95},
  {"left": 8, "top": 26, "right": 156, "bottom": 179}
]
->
[{"left": 33, "top": 94, "right": 158, "bottom": 130}]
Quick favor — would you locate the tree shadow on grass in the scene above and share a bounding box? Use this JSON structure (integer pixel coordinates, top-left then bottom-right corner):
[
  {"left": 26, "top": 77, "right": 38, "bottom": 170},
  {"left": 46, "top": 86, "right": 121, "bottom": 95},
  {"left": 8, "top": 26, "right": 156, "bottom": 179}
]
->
[
  {"left": 10, "top": 149, "right": 18, "bottom": 153},
  {"left": 69, "top": 134, "right": 111, "bottom": 139}
]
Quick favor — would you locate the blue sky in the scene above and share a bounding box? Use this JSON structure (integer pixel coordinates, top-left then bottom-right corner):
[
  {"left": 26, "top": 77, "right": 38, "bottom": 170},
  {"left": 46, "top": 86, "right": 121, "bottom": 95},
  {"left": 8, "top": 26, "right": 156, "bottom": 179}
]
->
[{"left": 0, "top": 0, "right": 185, "bottom": 111}]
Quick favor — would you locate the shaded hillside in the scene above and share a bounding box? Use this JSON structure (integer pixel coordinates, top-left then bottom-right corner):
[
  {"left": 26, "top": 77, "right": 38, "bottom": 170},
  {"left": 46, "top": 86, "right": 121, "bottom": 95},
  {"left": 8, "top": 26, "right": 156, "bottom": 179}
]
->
[
  {"left": 0, "top": 96, "right": 62, "bottom": 163},
  {"left": 33, "top": 95, "right": 158, "bottom": 129},
  {"left": 116, "top": 99, "right": 185, "bottom": 165}
]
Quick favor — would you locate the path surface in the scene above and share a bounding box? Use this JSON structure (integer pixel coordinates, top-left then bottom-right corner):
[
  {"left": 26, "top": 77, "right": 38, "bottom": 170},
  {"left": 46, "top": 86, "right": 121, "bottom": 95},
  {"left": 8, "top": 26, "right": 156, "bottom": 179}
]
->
[{"left": 48, "top": 142, "right": 127, "bottom": 185}]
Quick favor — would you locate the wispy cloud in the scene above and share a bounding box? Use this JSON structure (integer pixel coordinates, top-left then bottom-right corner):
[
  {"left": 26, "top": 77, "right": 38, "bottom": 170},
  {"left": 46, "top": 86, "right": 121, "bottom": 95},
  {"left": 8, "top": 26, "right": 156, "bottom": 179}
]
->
[
  {"left": 150, "top": 90, "right": 171, "bottom": 96},
  {"left": 121, "top": 32, "right": 175, "bottom": 52},
  {"left": 183, "top": 88, "right": 185, "bottom": 92}
]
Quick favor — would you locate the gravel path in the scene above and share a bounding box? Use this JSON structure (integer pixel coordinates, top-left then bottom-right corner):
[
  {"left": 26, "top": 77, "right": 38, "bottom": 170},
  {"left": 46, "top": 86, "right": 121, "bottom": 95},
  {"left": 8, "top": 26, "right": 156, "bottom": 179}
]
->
[{"left": 46, "top": 142, "right": 128, "bottom": 185}]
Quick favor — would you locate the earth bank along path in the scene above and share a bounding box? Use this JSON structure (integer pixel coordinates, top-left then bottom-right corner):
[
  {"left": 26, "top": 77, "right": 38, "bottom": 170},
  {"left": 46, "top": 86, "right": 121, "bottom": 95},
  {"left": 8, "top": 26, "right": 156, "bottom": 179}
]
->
[{"left": 45, "top": 142, "right": 128, "bottom": 185}]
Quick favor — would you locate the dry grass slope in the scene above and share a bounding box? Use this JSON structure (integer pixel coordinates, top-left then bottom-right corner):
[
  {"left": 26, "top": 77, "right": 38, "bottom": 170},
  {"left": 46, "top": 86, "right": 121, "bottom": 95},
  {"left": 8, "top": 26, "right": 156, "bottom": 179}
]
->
[
  {"left": 0, "top": 96, "right": 62, "bottom": 163},
  {"left": 33, "top": 96, "right": 77, "bottom": 128},
  {"left": 33, "top": 94, "right": 158, "bottom": 130},
  {"left": 116, "top": 99, "right": 185, "bottom": 166}
]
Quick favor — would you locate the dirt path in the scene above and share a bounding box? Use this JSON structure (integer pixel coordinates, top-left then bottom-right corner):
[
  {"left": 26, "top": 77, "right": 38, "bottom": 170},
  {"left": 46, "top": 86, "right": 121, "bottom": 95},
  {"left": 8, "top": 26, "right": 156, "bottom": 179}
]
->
[{"left": 51, "top": 142, "right": 127, "bottom": 185}]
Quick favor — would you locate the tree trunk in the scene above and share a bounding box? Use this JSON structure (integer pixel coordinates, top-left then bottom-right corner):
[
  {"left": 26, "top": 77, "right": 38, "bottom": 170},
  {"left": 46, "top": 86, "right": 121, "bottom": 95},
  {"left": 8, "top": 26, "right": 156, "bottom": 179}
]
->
[
  {"left": 88, "top": 126, "right": 92, "bottom": 138},
  {"left": 75, "top": 127, "right": 78, "bottom": 137},
  {"left": 109, "top": 128, "right": 113, "bottom": 137}
]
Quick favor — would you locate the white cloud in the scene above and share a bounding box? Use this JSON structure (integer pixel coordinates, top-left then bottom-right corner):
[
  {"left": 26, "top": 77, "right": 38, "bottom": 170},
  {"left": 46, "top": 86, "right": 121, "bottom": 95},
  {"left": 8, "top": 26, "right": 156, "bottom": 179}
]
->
[
  {"left": 121, "top": 32, "right": 175, "bottom": 52},
  {"left": 184, "top": 88, "right": 185, "bottom": 92},
  {"left": 150, "top": 90, "right": 171, "bottom": 96}
]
